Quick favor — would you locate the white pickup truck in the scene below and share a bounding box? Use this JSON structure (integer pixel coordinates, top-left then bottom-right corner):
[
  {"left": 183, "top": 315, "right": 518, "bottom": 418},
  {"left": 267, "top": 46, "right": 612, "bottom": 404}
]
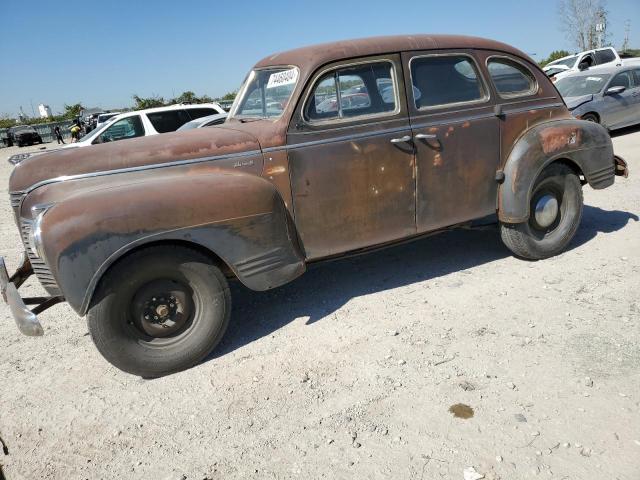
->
[{"left": 543, "top": 47, "right": 639, "bottom": 81}]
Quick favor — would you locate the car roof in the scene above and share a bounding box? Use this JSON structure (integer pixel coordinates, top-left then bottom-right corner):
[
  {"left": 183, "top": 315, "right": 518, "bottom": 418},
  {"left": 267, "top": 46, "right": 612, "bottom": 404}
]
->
[
  {"left": 115, "top": 103, "right": 222, "bottom": 118},
  {"left": 255, "top": 34, "right": 533, "bottom": 71}
]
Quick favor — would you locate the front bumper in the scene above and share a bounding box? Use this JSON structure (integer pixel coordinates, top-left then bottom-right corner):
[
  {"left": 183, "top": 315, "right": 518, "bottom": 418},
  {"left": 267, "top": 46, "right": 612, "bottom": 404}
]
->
[{"left": 0, "top": 255, "right": 63, "bottom": 336}]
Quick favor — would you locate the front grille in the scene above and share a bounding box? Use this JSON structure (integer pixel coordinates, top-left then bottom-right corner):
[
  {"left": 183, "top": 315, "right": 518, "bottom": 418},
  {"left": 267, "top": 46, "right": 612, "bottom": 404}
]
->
[
  {"left": 19, "top": 219, "right": 60, "bottom": 291},
  {"left": 10, "top": 192, "right": 24, "bottom": 219}
]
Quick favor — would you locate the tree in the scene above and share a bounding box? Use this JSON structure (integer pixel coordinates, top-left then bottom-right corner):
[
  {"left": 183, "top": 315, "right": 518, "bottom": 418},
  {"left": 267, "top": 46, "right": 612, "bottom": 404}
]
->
[
  {"left": 132, "top": 94, "right": 166, "bottom": 110},
  {"left": 558, "top": 0, "right": 609, "bottom": 51},
  {"left": 63, "top": 103, "right": 84, "bottom": 119},
  {"left": 538, "top": 50, "right": 572, "bottom": 66},
  {"left": 221, "top": 91, "right": 237, "bottom": 101}
]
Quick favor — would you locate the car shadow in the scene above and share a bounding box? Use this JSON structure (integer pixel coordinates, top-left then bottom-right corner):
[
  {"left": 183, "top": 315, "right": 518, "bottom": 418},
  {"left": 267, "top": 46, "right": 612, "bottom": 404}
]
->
[
  {"left": 610, "top": 124, "right": 640, "bottom": 138},
  {"left": 208, "top": 205, "right": 637, "bottom": 360}
]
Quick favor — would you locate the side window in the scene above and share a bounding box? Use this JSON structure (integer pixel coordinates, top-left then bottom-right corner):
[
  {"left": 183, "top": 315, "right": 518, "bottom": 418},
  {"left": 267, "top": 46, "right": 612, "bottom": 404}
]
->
[
  {"left": 147, "top": 110, "right": 191, "bottom": 133},
  {"left": 487, "top": 58, "right": 537, "bottom": 97},
  {"left": 96, "top": 116, "right": 144, "bottom": 143},
  {"left": 410, "top": 55, "right": 485, "bottom": 109},
  {"left": 609, "top": 71, "right": 633, "bottom": 89},
  {"left": 305, "top": 61, "right": 397, "bottom": 122},
  {"left": 580, "top": 54, "right": 595, "bottom": 68},
  {"left": 187, "top": 108, "right": 216, "bottom": 120},
  {"left": 595, "top": 49, "right": 616, "bottom": 65},
  {"left": 634, "top": 69, "right": 640, "bottom": 87}
]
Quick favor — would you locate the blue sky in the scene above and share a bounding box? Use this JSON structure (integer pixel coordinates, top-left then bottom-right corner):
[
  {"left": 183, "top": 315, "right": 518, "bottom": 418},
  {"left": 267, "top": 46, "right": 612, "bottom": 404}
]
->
[{"left": 1, "top": 0, "right": 638, "bottom": 117}]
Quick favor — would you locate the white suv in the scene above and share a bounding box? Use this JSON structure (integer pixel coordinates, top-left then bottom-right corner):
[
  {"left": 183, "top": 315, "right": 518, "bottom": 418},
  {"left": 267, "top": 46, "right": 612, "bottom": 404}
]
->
[
  {"left": 66, "top": 103, "right": 225, "bottom": 149},
  {"left": 544, "top": 47, "right": 622, "bottom": 81}
]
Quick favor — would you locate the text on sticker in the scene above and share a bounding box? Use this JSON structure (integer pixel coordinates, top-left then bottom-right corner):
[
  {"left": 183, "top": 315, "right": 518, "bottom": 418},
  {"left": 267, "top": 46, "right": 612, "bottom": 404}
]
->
[{"left": 267, "top": 69, "right": 298, "bottom": 89}]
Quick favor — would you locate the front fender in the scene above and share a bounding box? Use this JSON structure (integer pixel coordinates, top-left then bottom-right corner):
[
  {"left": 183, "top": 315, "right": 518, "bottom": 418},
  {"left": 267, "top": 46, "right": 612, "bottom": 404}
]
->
[
  {"left": 499, "top": 119, "right": 614, "bottom": 223},
  {"left": 38, "top": 170, "right": 306, "bottom": 314}
]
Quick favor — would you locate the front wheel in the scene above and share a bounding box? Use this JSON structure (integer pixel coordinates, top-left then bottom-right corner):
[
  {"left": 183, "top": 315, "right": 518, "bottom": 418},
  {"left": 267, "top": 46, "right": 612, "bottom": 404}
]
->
[
  {"left": 500, "top": 163, "right": 583, "bottom": 260},
  {"left": 87, "top": 245, "right": 231, "bottom": 377}
]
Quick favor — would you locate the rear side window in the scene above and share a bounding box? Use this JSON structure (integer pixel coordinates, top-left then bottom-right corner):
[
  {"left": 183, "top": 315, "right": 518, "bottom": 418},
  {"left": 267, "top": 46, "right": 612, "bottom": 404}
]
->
[
  {"left": 147, "top": 109, "right": 192, "bottom": 133},
  {"left": 595, "top": 49, "right": 616, "bottom": 65},
  {"left": 187, "top": 108, "right": 217, "bottom": 120},
  {"left": 487, "top": 58, "right": 537, "bottom": 97},
  {"left": 305, "top": 61, "right": 397, "bottom": 122},
  {"left": 410, "top": 55, "right": 486, "bottom": 109}
]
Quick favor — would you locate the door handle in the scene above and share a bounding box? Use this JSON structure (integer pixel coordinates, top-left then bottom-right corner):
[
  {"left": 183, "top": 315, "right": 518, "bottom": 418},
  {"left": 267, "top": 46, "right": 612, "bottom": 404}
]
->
[
  {"left": 415, "top": 133, "right": 437, "bottom": 140},
  {"left": 390, "top": 135, "right": 412, "bottom": 144},
  {"left": 415, "top": 132, "right": 442, "bottom": 150}
]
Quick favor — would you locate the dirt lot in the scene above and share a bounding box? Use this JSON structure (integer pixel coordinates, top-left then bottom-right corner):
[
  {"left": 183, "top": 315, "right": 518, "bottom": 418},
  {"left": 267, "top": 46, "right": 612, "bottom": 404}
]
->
[{"left": 0, "top": 131, "right": 639, "bottom": 480}]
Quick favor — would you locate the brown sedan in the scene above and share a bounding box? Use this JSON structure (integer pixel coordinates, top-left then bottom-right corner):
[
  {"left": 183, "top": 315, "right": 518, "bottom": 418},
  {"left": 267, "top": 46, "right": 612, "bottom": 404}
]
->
[{"left": 1, "top": 35, "right": 628, "bottom": 376}]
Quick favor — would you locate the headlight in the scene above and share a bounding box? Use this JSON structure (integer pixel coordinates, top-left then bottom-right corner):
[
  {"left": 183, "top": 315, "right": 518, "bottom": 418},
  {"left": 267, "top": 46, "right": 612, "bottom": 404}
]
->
[{"left": 28, "top": 204, "right": 52, "bottom": 259}]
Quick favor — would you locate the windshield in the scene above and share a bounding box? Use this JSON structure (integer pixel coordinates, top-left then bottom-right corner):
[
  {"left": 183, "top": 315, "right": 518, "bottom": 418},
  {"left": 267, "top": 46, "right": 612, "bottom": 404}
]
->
[
  {"left": 556, "top": 74, "right": 610, "bottom": 97},
  {"left": 230, "top": 67, "right": 299, "bottom": 119},
  {"left": 548, "top": 55, "right": 578, "bottom": 69},
  {"left": 80, "top": 116, "right": 119, "bottom": 142}
]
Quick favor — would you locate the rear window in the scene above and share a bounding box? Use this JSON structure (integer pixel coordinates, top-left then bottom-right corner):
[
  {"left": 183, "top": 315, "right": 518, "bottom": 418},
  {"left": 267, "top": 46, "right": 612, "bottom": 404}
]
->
[
  {"left": 410, "top": 55, "right": 486, "bottom": 109},
  {"left": 595, "top": 48, "right": 616, "bottom": 65},
  {"left": 186, "top": 108, "right": 217, "bottom": 120},
  {"left": 487, "top": 58, "right": 537, "bottom": 97},
  {"left": 147, "top": 109, "right": 192, "bottom": 133}
]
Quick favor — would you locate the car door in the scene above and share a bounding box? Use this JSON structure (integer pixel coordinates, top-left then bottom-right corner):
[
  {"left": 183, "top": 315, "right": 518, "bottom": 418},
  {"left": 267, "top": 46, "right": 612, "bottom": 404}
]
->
[
  {"left": 602, "top": 70, "right": 636, "bottom": 128},
  {"left": 402, "top": 50, "right": 500, "bottom": 232},
  {"left": 287, "top": 54, "right": 416, "bottom": 260}
]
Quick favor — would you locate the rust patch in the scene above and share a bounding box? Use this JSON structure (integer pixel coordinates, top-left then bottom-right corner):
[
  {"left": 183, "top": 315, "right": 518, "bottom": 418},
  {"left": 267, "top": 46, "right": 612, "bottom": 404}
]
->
[
  {"left": 433, "top": 153, "right": 442, "bottom": 167},
  {"left": 461, "top": 121, "right": 470, "bottom": 128},
  {"left": 539, "top": 126, "right": 583, "bottom": 154},
  {"left": 449, "top": 403, "right": 474, "bottom": 419}
]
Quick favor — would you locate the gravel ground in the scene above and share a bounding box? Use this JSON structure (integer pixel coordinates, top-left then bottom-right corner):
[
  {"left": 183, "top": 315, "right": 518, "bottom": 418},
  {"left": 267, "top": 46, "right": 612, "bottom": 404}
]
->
[{"left": 0, "top": 130, "right": 639, "bottom": 480}]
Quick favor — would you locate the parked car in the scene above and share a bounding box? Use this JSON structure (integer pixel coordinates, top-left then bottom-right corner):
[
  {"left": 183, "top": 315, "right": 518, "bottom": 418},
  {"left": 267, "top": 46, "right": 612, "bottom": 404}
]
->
[
  {"left": 95, "top": 112, "right": 121, "bottom": 129},
  {"left": 2, "top": 34, "right": 628, "bottom": 377},
  {"left": 8, "top": 103, "right": 226, "bottom": 165},
  {"left": 4, "top": 125, "right": 43, "bottom": 147},
  {"left": 543, "top": 47, "right": 623, "bottom": 81},
  {"left": 176, "top": 112, "right": 227, "bottom": 131},
  {"left": 557, "top": 65, "right": 640, "bottom": 130}
]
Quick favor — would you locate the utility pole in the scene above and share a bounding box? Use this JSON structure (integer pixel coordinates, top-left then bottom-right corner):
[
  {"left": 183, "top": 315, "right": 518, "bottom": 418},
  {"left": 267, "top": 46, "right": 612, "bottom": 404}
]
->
[
  {"left": 622, "top": 19, "right": 631, "bottom": 53},
  {"left": 595, "top": 7, "right": 606, "bottom": 48}
]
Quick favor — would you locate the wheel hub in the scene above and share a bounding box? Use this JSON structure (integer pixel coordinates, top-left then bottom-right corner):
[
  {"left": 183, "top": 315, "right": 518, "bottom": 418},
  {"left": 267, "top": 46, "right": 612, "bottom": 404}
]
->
[
  {"left": 534, "top": 194, "right": 559, "bottom": 228},
  {"left": 131, "top": 281, "right": 193, "bottom": 338}
]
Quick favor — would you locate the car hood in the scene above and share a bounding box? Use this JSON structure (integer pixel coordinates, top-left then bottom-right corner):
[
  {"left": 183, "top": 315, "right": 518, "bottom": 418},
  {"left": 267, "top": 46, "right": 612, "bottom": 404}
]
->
[
  {"left": 10, "top": 126, "right": 261, "bottom": 193},
  {"left": 565, "top": 94, "right": 594, "bottom": 110}
]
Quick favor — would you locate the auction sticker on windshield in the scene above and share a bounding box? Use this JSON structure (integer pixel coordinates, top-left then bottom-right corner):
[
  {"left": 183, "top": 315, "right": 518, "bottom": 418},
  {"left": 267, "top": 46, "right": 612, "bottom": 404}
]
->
[{"left": 267, "top": 68, "right": 298, "bottom": 89}]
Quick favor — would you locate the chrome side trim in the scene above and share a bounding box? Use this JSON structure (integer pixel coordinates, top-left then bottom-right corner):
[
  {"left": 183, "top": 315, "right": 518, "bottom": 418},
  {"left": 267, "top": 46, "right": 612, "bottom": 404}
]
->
[
  {"left": 265, "top": 125, "right": 410, "bottom": 153},
  {"left": 410, "top": 111, "right": 497, "bottom": 130},
  {"left": 17, "top": 149, "right": 263, "bottom": 195},
  {"left": 503, "top": 102, "right": 564, "bottom": 115}
]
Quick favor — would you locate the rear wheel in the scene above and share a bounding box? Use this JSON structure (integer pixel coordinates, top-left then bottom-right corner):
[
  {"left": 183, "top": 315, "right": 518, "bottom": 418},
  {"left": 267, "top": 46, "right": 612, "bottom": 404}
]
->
[
  {"left": 500, "top": 163, "right": 583, "bottom": 260},
  {"left": 87, "top": 245, "right": 231, "bottom": 377},
  {"left": 581, "top": 113, "right": 599, "bottom": 123}
]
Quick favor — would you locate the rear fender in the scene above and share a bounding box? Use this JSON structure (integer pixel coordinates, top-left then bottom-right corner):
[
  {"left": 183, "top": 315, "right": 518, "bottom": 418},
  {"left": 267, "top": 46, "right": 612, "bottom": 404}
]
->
[
  {"left": 499, "top": 119, "right": 614, "bottom": 223},
  {"left": 38, "top": 171, "right": 306, "bottom": 314}
]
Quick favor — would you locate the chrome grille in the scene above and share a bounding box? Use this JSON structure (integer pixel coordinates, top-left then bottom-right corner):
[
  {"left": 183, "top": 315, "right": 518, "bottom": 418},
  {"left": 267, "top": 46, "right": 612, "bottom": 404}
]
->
[
  {"left": 10, "top": 192, "right": 24, "bottom": 219},
  {"left": 19, "top": 219, "right": 60, "bottom": 291}
]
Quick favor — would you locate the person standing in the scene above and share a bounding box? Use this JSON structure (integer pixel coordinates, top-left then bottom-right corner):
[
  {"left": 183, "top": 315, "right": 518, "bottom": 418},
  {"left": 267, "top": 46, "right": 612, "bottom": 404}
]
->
[{"left": 54, "top": 126, "right": 65, "bottom": 144}]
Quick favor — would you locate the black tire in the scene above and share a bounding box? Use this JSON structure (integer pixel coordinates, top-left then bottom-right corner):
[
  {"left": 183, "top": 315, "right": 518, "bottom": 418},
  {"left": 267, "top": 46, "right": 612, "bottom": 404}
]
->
[
  {"left": 87, "top": 245, "right": 231, "bottom": 377},
  {"left": 581, "top": 113, "right": 599, "bottom": 123},
  {"left": 500, "top": 163, "right": 583, "bottom": 260}
]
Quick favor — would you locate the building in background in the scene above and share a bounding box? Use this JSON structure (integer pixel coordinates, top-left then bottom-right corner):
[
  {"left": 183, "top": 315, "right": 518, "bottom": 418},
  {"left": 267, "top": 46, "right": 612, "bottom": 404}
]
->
[{"left": 38, "top": 104, "right": 52, "bottom": 118}]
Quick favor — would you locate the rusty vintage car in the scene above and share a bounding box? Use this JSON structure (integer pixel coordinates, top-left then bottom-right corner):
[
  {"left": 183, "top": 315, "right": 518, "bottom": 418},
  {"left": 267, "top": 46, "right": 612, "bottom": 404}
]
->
[{"left": 1, "top": 35, "right": 629, "bottom": 376}]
